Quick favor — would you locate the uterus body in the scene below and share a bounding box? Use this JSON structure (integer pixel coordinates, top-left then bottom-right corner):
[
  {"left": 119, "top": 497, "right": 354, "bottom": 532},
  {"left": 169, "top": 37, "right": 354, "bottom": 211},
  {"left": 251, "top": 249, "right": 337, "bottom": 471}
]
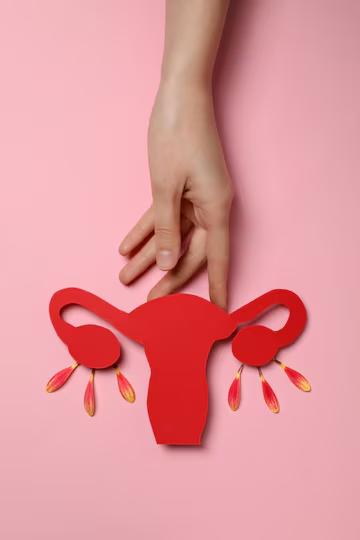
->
[
  {"left": 47, "top": 288, "right": 310, "bottom": 445},
  {"left": 129, "top": 294, "right": 235, "bottom": 444}
]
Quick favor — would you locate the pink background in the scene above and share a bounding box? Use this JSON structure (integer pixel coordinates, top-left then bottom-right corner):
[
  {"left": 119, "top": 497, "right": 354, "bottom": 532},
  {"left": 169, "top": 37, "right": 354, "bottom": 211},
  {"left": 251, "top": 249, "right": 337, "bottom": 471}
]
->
[{"left": 1, "top": 1, "right": 360, "bottom": 539}]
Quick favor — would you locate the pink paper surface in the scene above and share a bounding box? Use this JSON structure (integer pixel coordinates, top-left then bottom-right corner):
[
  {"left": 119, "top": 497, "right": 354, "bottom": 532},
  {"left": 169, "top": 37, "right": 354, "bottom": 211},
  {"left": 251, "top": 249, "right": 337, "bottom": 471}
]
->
[{"left": 1, "top": 1, "right": 359, "bottom": 539}]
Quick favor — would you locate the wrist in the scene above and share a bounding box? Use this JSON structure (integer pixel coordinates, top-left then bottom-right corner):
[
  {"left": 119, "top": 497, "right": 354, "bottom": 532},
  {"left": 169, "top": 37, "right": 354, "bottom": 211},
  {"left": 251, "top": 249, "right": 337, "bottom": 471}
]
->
[
  {"left": 160, "top": 67, "right": 212, "bottom": 94},
  {"left": 157, "top": 75, "right": 212, "bottom": 106},
  {"left": 150, "top": 74, "right": 216, "bottom": 134}
]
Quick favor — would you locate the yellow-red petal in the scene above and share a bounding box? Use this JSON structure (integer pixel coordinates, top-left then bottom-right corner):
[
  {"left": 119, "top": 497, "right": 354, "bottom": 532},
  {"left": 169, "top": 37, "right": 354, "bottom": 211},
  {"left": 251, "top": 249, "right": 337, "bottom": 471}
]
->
[
  {"left": 46, "top": 362, "right": 78, "bottom": 392},
  {"left": 228, "top": 366, "right": 243, "bottom": 411},
  {"left": 84, "top": 370, "right": 95, "bottom": 417},
  {"left": 259, "top": 370, "right": 280, "bottom": 414},
  {"left": 115, "top": 368, "right": 135, "bottom": 403},
  {"left": 282, "top": 363, "right": 311, "bottom": 392}
]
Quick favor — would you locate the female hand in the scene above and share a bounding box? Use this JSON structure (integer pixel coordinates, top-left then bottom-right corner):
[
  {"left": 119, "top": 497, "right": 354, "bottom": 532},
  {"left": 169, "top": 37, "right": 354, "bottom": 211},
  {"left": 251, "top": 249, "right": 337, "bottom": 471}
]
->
[
  {"left": 119, "top": 0, "right": 231, "bottom": 309},
  {"left": 119, "top": 80, "right": 232, "bottom": 309}
]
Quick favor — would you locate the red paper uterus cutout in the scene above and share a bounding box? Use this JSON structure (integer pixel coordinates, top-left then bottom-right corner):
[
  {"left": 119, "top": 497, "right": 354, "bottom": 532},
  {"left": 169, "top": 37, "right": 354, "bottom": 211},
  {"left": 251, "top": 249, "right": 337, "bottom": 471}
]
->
[{"left": 47, "top": 288, "right": 310, "bottom": 445}]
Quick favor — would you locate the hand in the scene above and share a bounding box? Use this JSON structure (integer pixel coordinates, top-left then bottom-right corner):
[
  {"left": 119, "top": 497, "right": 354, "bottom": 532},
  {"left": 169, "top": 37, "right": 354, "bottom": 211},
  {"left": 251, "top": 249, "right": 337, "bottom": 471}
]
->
[{"left": 119, "top": 81, "right": 233, "bottom": 309}]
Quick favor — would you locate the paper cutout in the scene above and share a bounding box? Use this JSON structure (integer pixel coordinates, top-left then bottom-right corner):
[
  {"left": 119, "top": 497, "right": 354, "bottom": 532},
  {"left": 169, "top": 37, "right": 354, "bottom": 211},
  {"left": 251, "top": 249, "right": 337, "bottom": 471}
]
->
[
  {"left": 228, "top": 323, "right": 311, "bottom": 414},
  {"left": 47, "top": 288, "right": 309, "bottom": 445}
]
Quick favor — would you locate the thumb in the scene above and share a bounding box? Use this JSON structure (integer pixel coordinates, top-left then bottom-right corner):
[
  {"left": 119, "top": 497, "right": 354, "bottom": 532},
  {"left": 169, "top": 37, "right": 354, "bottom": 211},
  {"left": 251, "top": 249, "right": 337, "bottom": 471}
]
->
[{"left": 153, "top": 188, "right": 181, "bottom": 271}]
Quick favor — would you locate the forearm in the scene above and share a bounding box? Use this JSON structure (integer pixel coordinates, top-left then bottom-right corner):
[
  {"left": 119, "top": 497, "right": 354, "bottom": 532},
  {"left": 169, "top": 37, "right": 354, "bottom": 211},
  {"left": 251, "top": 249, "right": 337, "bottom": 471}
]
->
[{"left": 161, "top": 0, "right": 230, "bottom": 88}]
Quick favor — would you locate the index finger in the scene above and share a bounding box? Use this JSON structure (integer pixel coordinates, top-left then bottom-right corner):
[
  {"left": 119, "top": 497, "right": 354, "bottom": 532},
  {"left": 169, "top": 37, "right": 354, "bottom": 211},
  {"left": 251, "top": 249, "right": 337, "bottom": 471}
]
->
[{"left": 206, "top": 224, "right": 230, "bottom": 310}]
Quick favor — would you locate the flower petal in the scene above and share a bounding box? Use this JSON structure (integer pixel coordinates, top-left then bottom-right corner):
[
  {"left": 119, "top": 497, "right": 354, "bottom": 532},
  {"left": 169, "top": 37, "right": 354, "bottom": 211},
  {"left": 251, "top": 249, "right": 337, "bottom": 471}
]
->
[
  {"left": 280, "top": 362, "right": 311, "bottom": 392},
  {"left": 84, "top": 370, "right": 95, "bottom": 417},
  {"left": 228, "top": 366, "right": 243, "bottom": 411},
  {"left": 259, "top": 369, "right": 279, "bottom": 413},
  {"left": 46, "top": 362, "right": 78, "bottom": 392},
  {"left": 115, "top": 368, "right": 135, "bottom": 403}
]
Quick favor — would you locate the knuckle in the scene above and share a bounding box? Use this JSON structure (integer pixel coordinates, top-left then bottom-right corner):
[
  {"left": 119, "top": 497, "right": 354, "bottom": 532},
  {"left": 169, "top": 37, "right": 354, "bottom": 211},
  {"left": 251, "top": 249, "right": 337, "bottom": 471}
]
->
[
  {"left": 205, "top": 190, "right": 234, "bottom": 226},
  {"left": 152, "top": 176, "right": 172, "bottom": 193},
  {"left": 218, "top": 184, "right": 234, "bottom": 208},
  {"left": 155, "top": 225, "right": 177, "bottom": 240},
  {"left": 152, "top": 176, "right": 178, "bottom": 197},
  {"left": 209, "top": 206, "right": 230, "bottom": 227}
]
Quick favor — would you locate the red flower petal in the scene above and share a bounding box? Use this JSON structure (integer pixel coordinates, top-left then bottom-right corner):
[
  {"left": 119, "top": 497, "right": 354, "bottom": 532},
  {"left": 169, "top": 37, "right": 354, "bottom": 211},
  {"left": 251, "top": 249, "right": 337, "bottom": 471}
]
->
[
  {"left": 115, "top": 368, "right": 135, "bottom": 403},
  {"left": 259, "top": 369, "right": 279, "bottom": 414},
  {"left": 46, "top": 362, "right": 78, "bottom": 392},
  {"left": 279, "top": 362, "right": 311, "bottom": 392},
  {"left": 228, "top": 366, "right": 243, "bottom": 411},
  {"left": 84, "top": 370, "right": 95, "bottom": 417},
  {"left": 275, "top": 360, "right": 311, "bottom": 392}
]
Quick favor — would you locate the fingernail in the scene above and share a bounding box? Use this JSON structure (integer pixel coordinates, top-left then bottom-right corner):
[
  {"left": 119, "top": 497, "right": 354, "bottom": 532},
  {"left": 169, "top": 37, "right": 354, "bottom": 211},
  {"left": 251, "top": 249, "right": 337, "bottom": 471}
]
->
[
  {"left": 119, "top": 270, "right": 129, "bottom": 285},
  {"left": 119, "top": 242, "right": 128, "bottom": 255},
  {"left": 157, "top": 250, "right": 175, "bottom": 270}
]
